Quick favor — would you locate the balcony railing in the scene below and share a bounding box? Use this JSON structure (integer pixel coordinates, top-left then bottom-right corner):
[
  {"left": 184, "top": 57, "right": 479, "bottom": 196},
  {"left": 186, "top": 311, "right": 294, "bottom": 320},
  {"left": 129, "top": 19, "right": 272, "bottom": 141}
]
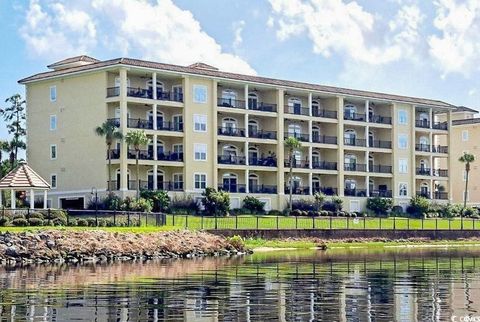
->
[
  {"left": 284, "top": 132, "right": 309, "bottom": 142},
  {"left": 107, "top": 118, "right": 120, "bottom": 127},
  {"left": 415, "top": 144, "right": 431, "bottom": 152},
  {"left": 107, "top": 87, "right": 120, "bottom": 97},
  {"left": 157, "top": 121, "right": 183, "bottom": 132},
  {"left": 218, "top": 127, "right": 246, "bottom": 137},
  {"left": 312, "top": 109, "right": 337, "bottom": 119},
  {"left": 127, "top": 118, "right": 152, "bottom": 129},
  {"left": 284, "top": 105, "right": 309, "bottom": 116},
  {"left": 416, "top": 168, "right": 431, "bottom": 176},
  {"left": 107, "top": 180, "right": 148, "bottom": 191},
  {"left": 432, "top": 122, "right": 448, "bottom": 130},
  {"left": 218, "top": 155, "right": 246, "bottom": 165},
  {"left": 415, "top": 119, "right": 430, "bottom": 128},
  {"left": 284, "top": 159, "right": 309, "bottom": 169},
  {"left": 106, "top": 87, "right": 183, "bottom": 102},
  {"left": 107, "top": 149, "right": 120, "bottom": 160},
  {"left": 248, "top": 129, "right": 277, "bottom": 140},
  {"left": 344, "top": 189, "right": 367, "bottom": 197},
  {"left": 127, "top": 149, "right": 153, "bottom": 160},
  {"left": 369, "top": 190, "right": 393, "bottom": 198},
  {"left": 154, "top": 181, "right": 184, "bottom": 191},
  {"left": 217, "top": 98, "right": 245, "bottom": 109},
  {"left": 369, "top": 115, "right": 392, "bottom": 125},
  {"left": 312, "top": 161, "right": 337, "bottom": 170},
  {"left": 284, "top": 186, "right": 310, "bottom": 195},
  {"left": 313, "top": 187, "right": 338, "bottom": 196},
  {"left": 248, "top": 102, "right": 277, "bottom": 112},
  {"left": 157, "top": 151, "right": 184, "bottom": 162},
  {"left": 344, "top": 138, "right": 367, "bottom": 147},
  {"left": 127, "top": 87, "right": 150, "bottom": 99},
  {"left": 344, "top": 163, "right": 367, "bottom": 172},
  {"left": 434, "top": 191, "right": 449, "bottom": 200},
  {"left": 249, "top": 157, "right": 277, "bottom": 167},
  {"left": 432, "top": 169, "right": 449, "bottom": 177},
  {"left": 432, "top": 145, "right": 448, "bottom": 154},
  {"left": 218, "top": 184, "right": 247, "bottom": 193},
  {"left": 369, "top": 140, "right": 392, "bottom": 149},
  {"left": 312, "top": 135, "right": 337, "bottom": 144},
  {"left": 156, "top": 90, "right": 183, "bottom": 102},
  {"left": 369, "top": 165, "right": 392, "bottom": 173},
  {"left": 344, "top": 112, "right": 366, "bottom": 122},
  {"left": 249, "top": 185, "right": 277, "bottom": 194},
  {"left": 416, "top": 191, "right": 430, "bottom": 199}
]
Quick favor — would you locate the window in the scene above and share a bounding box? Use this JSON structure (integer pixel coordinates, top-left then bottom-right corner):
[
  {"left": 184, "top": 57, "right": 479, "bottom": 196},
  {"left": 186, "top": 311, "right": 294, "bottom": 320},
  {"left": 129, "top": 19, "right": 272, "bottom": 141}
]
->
[
  {"left": 399, "top": 183, "right": 408, "bottom": 197},
  {"left": 50, "top": 115, "right": 57, "bottom": 131},
  {"left": 462, "top": 130, "right": 469, "bottom": 141},
  {"left": 50, "top": 86, "right": 57, "bottom": 102},
  {"left": 398, "top": 110, "right": 407, "bottom": 125},
  {"left": 194, "top": 143, "right": 207, "bottom": 161},
  {"left": 173, "top": 173, "right": 183, "bottom": 190},
  {"left": 194, "top": 114, "right": 207, "bottom": 132},
  {"left": 193, "top": 85, "right": 207, "bottom": 103},
  {"left": 50, "top": 144, "right": 57, "bottom": 160},
  {"left": 399, "top": 159, "right": 408, "bottom": 173},
  {"left": 194, "top": 173, "right": 207, "bottom": 190},
  {"left": 398, "top": 134, "right": 408, "bottom": 149},
  {"left": 50, "top": 174, "right": 57, "bottom": 189}
]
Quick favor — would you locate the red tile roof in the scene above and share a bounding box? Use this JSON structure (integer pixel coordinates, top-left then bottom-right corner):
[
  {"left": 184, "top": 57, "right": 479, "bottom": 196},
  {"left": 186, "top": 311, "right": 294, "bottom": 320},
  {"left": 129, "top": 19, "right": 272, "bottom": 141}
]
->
[{"left": 0, "top": 162, "right": 50, "bottom": 189}]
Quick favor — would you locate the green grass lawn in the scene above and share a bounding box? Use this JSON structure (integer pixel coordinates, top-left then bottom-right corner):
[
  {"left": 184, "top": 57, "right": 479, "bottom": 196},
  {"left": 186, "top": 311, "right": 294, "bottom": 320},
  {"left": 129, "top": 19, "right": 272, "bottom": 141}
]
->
[{"left": 0, "top": 226, "right": 176, "bottom": 233}]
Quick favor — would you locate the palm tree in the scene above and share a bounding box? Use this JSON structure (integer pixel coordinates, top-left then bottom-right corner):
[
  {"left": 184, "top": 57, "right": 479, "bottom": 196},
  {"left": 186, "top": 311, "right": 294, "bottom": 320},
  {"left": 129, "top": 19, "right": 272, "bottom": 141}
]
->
[
  {"left": 125, "top": 130, "right": 149, "bottom": 199},
  {"left": 459, "top": 152, "right": 475, "bottom": 209},
  {"left": 95, "top": 120, "right": 123, "bottom": 193},
  {"left": 284, "top": 137, "right": 302, "bottom": 211}
]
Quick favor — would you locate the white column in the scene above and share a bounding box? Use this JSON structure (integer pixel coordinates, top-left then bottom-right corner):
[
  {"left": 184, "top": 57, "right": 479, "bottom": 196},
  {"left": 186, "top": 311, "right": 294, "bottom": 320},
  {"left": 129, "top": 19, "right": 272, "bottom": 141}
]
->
[
  {"left": 308, "top": 146, "right": 313, "bottom": 169},
  {"left": 429, "top": 108, "right": 433, "bottom": 128},
  {"left": 10, "top": 189, "right": 15, "bottom": 209},
  {"left": 245, "top": 141, "right": 249, "bottom": 165},
  {"left": 245, "top": 169, "right": 249, "bottom": 194},
  {"left": 152, "top": 72, "right": 157, "bottom": 100},
  {"left": 308, "top": 120, "right": 313, "bottom": 142},
  {"left": 244, "top": 114, "right": 249, "bottom": 137},
  {"left": 365, "top": 176, "right": 370, "bottom": 197},
  {"left": 365, "top": 100, "right": 370, "bottom": 122},
  {"left": 153, "top": 134, "right": 158, "bottom": 160},
  {"left": 119, "top": 68, "right": 129, "bottom": 192},
  {"left": 308, "top": 93, "right": 312, "bottom": 116},
  {"left": 244, "top": 84, "right": 249, "bottom": 109},
  {"left": 152, "top": 104, "right": 158, "bottom": 130},
  {"left": 30, "top": 189, "right": 35, "bottom": 209},
  {"left": 0, "top": 191, "right": 2, "bottom": 207},
  {"left": 153, "top": 164, "right": 158, "bottom": 190},
  {"left": 43, "top": 190, "right": 48, "bottom": 209},
  {"left": 308, "top": 172, "right": 313, "bottom": 195}
]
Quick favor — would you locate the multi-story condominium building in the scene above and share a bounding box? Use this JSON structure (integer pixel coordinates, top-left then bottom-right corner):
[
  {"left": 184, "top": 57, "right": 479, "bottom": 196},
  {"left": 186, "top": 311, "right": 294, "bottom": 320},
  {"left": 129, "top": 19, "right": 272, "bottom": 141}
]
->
[{"left": 19, "top": 55, "right": 456, "bottom": 211}]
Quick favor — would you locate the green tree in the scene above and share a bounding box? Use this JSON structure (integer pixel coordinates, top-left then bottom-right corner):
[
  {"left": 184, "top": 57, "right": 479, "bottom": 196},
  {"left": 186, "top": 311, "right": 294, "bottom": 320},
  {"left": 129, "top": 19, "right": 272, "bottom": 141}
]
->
[
  {"left": 284, "top": 137, "right": 302, "bottom": 211},
  {"left": 314, "top": 192, "right": 326, "bottom": 211},
  {"left": 1, "top": 94, "right": 26, "bottom": 166},
  {"left": 95, "top": 120, "right": 123, "bottom": 193},
  {"left": 202, "top": 187, "right": 230, "bottom": 217},
  {"left": 459, "top": 152, "right": 475, "bottom": 209},
  {"left": 125, "top": 130, "right": 149, "bottom": 199},
  {"left": 366, "top": 197, "right": 393, "bottom": 216}
]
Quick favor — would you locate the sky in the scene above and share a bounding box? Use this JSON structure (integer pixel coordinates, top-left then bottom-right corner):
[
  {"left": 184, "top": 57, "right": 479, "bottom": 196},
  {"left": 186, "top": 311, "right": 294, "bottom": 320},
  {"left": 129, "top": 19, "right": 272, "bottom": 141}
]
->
[{"left": 1, "top": 0, "right": 480, "bottom": 141}]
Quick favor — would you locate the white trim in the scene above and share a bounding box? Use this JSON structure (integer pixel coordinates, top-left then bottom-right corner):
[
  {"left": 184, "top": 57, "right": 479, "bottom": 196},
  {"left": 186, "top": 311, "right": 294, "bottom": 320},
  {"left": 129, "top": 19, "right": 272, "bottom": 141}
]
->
[
  {"left": 193, "top": 172, "right": 207, "bottom": 191},
  {"left": 50, "top": 144, "right": 57, "bottom": 160},
  {"left": 50, "top": 173, "right": 58, "bottom": 190},
  {"left": 399, "top": 158, "right": 408, "bottom": 174},
  {"left": 49, "top": 115, "right": 57, "bottom": 131},
  {"left": 194, "top": 143, "right": 207, "bottom": 161},
  {"left": 193, "top": 114, "right": 207, "bottom": 132},
  {"left": 49, "top": 85, "right": 57, "bottom": 102},
  {"left": 398, "top": 182, "right": 408, "bottom": 197},
  {"left": 193, "top": 85, "right": 207, "bottom": 103}
]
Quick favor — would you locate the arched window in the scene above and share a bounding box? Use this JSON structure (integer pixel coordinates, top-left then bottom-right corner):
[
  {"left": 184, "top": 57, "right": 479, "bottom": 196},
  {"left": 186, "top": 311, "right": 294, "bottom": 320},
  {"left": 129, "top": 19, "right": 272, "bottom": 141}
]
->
[
  {"left": 147, "top": 169, "right": 165, "bottom": 190},
  {"left": 249, "top": 173, "right": 259, "bottom": 192},
  {"left": 222, "top": 117, "right": 237, "bottom": 129},
  {"left": 288, "top": 123, "right": 302, "bottom": 138},
  {"left": 248, "top": 92, "right": 258, "bottom": 109},
  {"left": 114, "top": 77, "right": 131, "bottom": 88},
  {"left": 288, "top": 176, "right": 302, "bottom": 190},
  {"left": 288, "top": 97, "right": 302, "bottom": 114},
  {"left": 147, "top": 110, "right": 164, "bottom": 129},
  {"left": 312, "top": 126, "right": 320, "bottom": 142},
  {"left": 248, "top": 147, "right": 259, "bottom": 164},
  {"left": 420, "top": 182, "right": 429, "bottom": 196},
  {"left": 345, "top": 154, "right": 357, "bottom": 171},
  {"left": 222, "top": 173, "right": 238, "bottom": 192},
  {"left": 419, "top": 136, "right": 429, "bottom": 147},
  {"left": 312, "top": 100, "right": 320, "bottom": 116},
  {"left": 420, "top": 159, "right": 428, "bottom": 174},
  {"left": 345, "top": 179, "right": 356, "bottom": 191},
  {"left": 368, "top": 131, "right": 374, "bottom": 147},
  {"left": 148, "top": 139, "right": 164, "bottom": 159},
  {"left": 344, "top": 129, "right": 356, "bottom": 145},
  {"left": 146, "top": 79, "right": 164, "bottom": 98},
  {"left": 312, "top": 151, "right": 321, "bottom": 166},
  {"left": 248, "top": 119, "right": 259, "bottom": 137},
  {"left": 221, "top": 89, "right": 237, "bottom": 107},
  {"left": 116, "top": 168, "right": 131, "bottom": 190},
  {"left": 344, "top": 103, "right": 357, "bottom": 119},
  {"left": 312, "top": 176, "right": 321, "bottom": 192},
  {"left": 223, "top": 145, "right": 237, "bottom": 156},
  {"left": 293, "top": 150, "right": 302, "bottom": 163},
  {"left": 419, "top": 112, "right": 429, "bottom": 121}
]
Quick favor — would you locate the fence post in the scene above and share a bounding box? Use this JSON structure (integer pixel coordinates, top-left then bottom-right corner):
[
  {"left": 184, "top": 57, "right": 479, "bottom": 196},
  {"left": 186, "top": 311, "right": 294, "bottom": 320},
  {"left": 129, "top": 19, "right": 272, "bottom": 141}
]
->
[
  {"left": 236, "top": 215, "right": 238, "bottom": 229},
  {"left": 186, "top": 215, "right": 188, "bottom": 229},
  {"left": 66, "top": 211, "right": 69, "bottom": 226},
  {"left": 449, "top": 218, "right": 451, "bottom": 231},
  {"left": 329, "top": 216, "right": 332, "bottom": 230},
  {"left": 95, "top": 207, "right": 98, "bottom": 227},
  {"left": 312, "top": 216, "right": 315, "bottom": 229},
  {"left": 277, "top": 215, "right": 279, "bottom": 230},
  {"left": 364, "top": 216, "right": 366, "bottom": 230},
  {"left": 138, "top": 212, "right": 141, "bottom": 227},
  {"left": 346, "top": 216, "right": 349, "bottom": 229},
  {"left": 48, "top": 208, "right": 51, "bottom": 224},
  {"left": 113, "top": 209, "right": 116, "bottom": 226},
  {"left": 474, "top": 219, "right": 476, "bottom": 230},
  {"left": 436, "top": 218, "right": 438, "bottom": 231},
  {"left": 295, "top": 216, "right": 298, "bottom": 229},
  {"left": 379, "top": 217, "right": 382, "bottom": 230},
  {"left": 172, "top": 213, "right": 175, "bottom": 227},
  {"left": 127, "top": 212, "right": 130, "bottom": 226},
  {"left": 461, "top": 216, "right": 464, "bottom": 230},
  {"left": 215, "top": 214, "right": 218, "bottom": 230},
  {"left": 256, "top": 216, "right": 259, "bottom": 230},
  {"left": 422, "top": 217, "right": 424, "bottom": 230}
]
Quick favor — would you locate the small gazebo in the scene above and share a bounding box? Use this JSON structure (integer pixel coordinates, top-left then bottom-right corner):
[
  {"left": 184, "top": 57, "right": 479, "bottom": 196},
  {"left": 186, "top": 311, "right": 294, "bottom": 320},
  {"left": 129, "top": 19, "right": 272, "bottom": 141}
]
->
[{"left": 0, "top": 161, "right": 51, "bottom": 209}]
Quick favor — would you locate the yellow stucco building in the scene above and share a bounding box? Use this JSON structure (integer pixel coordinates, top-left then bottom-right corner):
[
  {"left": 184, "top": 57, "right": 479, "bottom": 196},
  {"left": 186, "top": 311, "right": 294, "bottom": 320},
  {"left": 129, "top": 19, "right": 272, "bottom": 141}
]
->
[{"left": 19, "top": 55, "right": 457, "bottom": 211}]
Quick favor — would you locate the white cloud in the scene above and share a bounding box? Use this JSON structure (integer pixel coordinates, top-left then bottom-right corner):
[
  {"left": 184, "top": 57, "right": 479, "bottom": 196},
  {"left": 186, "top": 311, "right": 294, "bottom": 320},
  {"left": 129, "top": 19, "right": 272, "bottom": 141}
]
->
[
  {"left": 232, "top": 20, "right": 245, "bottom": 51},
  {"left": 267, "top": 0, "right": 424, "bottom": 65},
  {"left": 20, "top": 0, "right": 255, "bottom": 75},
  {"left": 428, "top": 0, "right": 480, "bottom": 77}
]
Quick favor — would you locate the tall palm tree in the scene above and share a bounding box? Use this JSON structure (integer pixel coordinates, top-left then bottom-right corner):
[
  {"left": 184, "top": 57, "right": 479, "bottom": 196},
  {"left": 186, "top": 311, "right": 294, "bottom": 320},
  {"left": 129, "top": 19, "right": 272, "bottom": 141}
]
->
[
  {"left": 125, "top": 130, "right": 149, "bottom": 199},
  {"left": 459, "top": 152, "right": 475, "bottom": 209},
  {"left": 95, "top": 120, "right": 123, "bottom": 193},
  {"left": 284, "top": 137, "right": 302, "bottom": 211}
]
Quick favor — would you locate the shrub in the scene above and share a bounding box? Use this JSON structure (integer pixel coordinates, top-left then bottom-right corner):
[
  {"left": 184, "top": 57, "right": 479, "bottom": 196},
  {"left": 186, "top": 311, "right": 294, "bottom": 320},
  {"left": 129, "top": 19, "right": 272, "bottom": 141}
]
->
[
  {"left": 228, "top": 235, "right": 245, "bottom": 250},
  {"left": 202, "top": 187, "right": 230, "bottom": 217},
  {"left": 290, "top": 209, "right": 302, "bottom": 216},
  {"left": 0, "top": 217, "right": 10, "bottom": 226},
  {"left": 243, "top": 196, "right": 266, "bottom": 214},
  {"left": 68, "top": 218, "right": 78, "bottom": 226},
  {"left": 313, "top": 192, "right": 326, "bottom": 210},
  {"left": 268, "top": 210, "right": 283, "bottom": 216},
  {"left": 28, "top": 212, "right": 44, "bottom": 220},
  {"left": 134, "top": 198, "right": 153, "bottom": 213},
  {"left": 407, "top": 196, "right": 430, "bottom": 218},
  {"left": 170, "top": 194, "right": 201, "bottom": 215},
  {"left": 103, "top": 193, "right": 122, "bottom": 210},
  {"left": 97, "top": 219, "right": 107, "bottom": 227},
  {"left": 28, "top": 218, "right": 44, "bottom": 226},
  {"left": 331, "top": 196, "right": 344, "bottom": 212},
  {"left": 366, "top": 197, "right": 393, "bottom": 216},
  {"left": 12, "top": 214, "right": 25, "bottom": 220},
  {"left": 12, "top": 218, "right": 28, "bottom": 226},
  {"left": 77, "top": 219, "right": 88, "bottom": 226},
  {"left": 140, "top": 190, "right": 170, "bottom": 212},
  {"left": 391, "top": 205, "right": 404, "bottom": 215},
  {"left": 439, "top": 203, "right": 455, "bottom": 218},
  {"left": 290, "top": 199, "right": 315, "bottom": 211},
  {"left": 463, "top": 207, "right": 479, "bottom": 218},
  {"left": 87, "top": 218, "right": 97, "bottom": 227}
]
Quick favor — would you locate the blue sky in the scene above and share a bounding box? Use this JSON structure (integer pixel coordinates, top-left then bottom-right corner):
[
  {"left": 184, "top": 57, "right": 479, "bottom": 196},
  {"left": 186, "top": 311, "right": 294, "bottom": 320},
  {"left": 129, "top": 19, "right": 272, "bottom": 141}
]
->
[{"left": 1, "top": 0, "right": 480, "bottom": 141}]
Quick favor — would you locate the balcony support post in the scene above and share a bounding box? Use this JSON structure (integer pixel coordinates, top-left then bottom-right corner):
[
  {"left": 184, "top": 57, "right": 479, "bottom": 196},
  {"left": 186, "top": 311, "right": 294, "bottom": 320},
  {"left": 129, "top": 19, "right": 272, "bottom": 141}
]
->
[
  {"left": 276, "top": 89, "right": 286, "bottom": 209},
  {"left": 245, "top": 169, "right": 249, "bottom": 194},
  {"left": 365, "top": 100, "right": 369, "bottom": 122},
  {"left": 152, "top": 104, "right": 157, "bottom": 130},
  {"left": 429, "top": 108, "right": 433, "bottom": 129},
  {"left": 308, "top": 92, "right": 312, "bottom": 116},
  {"left": 153, "top": 134, "right": 158, "bottom": 161},
  {"left": 430, "top": 178, "right": 434, "bottom": 200},
  {"left": 337, "top": 96, "right": 345, "bottom": 197},
  {"left": 30, "top": 189, "right": 34, "bottom": 209},
  {"left": 152, "top": 72, "right": 157, "bottom": 100},
  {"left": 244, "top": 141, "right": 249, "bottom": 165},
  {"left": 308, "top": 146, "right": 313, "bottom": 169},
  {"left": 43, "top": 190, "right": 48, "bottom": 209},
  {"left": 244, "top": 113, "right": 249, "bottom": 138},
  {"left": 308, "top": 119, "right": 312, "bottom": 142},
  {"left": 119, "top": 67, "right": 129, "bottom": 192},
  {"left": 308, "top": 173, "right": 313, "bottom": 195},
  {"left": 244, "top": 84, "right": 249, "bottom": 109},
  {"left": 153, "top": 164, "right": 158, "bottom": 191},
  {"left": 365, "top": 176, "right": 370, "bottom": 197},
  {"left": 447, "top": 109, "right": 453, "bottom": 201}
]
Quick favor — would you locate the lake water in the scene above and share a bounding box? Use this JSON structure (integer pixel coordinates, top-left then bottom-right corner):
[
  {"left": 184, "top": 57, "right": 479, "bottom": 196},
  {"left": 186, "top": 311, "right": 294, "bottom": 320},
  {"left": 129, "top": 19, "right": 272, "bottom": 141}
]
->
[{"left": 1, "top": 247, "right": 480, "bottom": 321}]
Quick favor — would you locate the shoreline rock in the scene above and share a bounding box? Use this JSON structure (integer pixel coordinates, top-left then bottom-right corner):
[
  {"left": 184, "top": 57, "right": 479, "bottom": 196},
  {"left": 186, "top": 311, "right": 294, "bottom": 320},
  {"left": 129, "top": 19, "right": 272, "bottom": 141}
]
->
[{"left": 0, "top": 230, "right": 249, "bottom": 266}]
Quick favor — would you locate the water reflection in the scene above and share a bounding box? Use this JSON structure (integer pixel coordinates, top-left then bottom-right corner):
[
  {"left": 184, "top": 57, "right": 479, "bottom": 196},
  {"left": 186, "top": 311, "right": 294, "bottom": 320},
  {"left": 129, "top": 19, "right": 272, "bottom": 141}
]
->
[{"left": 0, "top": 248, "right": 480, "bottom": 321}]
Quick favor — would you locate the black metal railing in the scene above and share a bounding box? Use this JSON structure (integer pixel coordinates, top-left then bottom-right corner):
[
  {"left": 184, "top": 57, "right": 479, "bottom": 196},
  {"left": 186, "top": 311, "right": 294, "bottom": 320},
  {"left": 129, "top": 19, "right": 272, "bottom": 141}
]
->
[
  {"left": 248, "top": 129, "right": 277, "bottom": 140},
  {"left": 416, "top": 168, "right": 431, "bottom": 176},
  {"left": 344, "top": 112, "right": 366, "bottom": 121},
  {"left": 432, "top": 145, "right": 448, "bottom": 154},
  {"left": 107, "top": 149, "right": 120, "bottom": 160},
  {"left": 369, "top": 140, "right": 392, "bottom": 149},
  {"left": 416, "top": 191, "right": 430, "bottom": 199},
  {"left": 432, "top": 169, "right": 449, "bottom": 177},
  {"left": 127, "top": 149, "right": 153, "bottom": 160},
  {"left": 415, "top": 144, "right": 431, "bottom": 152},
  {"left": 108, "top": 180, "right": 148, "bottom": 191},
  {"left": 432, "top": 122, "right": 448, "bottom": 130},
  {"left": 127, "top": 118, "right": 153, "bottom": 129},
  {"left": 217, "top": 155, "right": 247, "bottom": 165},
  {"left": 312, "top": 187, "right": 338, "bottom": 196},
  {"left": 344, "top": 138, "right": 367, "bottom": 147},
  {"left": 369, "top": 190, "right": 393, "bottom": 198},
  {"left": 284, "top": 186, "right": 310, "bottom": 195},
  {"left": 157, "top": 151, "right": 184, "bottom": 162},
  {"left": 217, "top": 98, "right": 245, "bottom": 109},
  {"left": 218, "top": 127, "right": 246, "bottom": 137},
  {"left": 284, "top": 159, "right": 309, "bottom": 168},
  {"left": 249, "top": 185, "right": 277, "bottom": 194},
  {"left": 156, "top": 121, "right": 183, "bottom": 132},
  {"left": 369, "top": 165, "right": 392, "bottom": 173},
  {"left": 434, "top": 191, "right": 449, "bottom": 200},
  {"left": 284, "top": 132, "right": 309, "bottom": 142},
  {"left": 249, "top": 157, "right": 277, "bottom": 167},
  {"left": 107, "top": 118, "right": 120, "bottom": 127},
  {"left": 218, "top": 184, "right": 247, "bottom": 193},
  {"left": 127, "top": 87, "right": 150, "bottom": 99},
  {"left": 153, "top": 181, "right": 184, "bottom": 191},
  {"left": 248, "top": 102, "right": 277, "bottom": 112},
  {"left": 369, "top": 115, "right": 392, "bottom": 124},
  {"left": 156, "top": 90, "right": 183, "bottom": 102},
  {"left": 106, "top": 87, "right": 120, "bottom": 97},
  {"left": 284, "top": 105, "right": 309, "bottom": 116},
  {"left": 344, "top": 189, "right": 367, "bottom": 197},
  {"left": 312, "top": 109, "right": 337, "bottom": 119},
  {"left": 312, "top": 135, "right": 337, "bottom": 144},
  {"left": 344, "top": 163, "right": 367, "bottom": 172},
  {"left": 415, "top": 119, "right": 430, "bottom": 128},
  {"left": 312, "top": 161, "right": 337, "bottom": 170}
]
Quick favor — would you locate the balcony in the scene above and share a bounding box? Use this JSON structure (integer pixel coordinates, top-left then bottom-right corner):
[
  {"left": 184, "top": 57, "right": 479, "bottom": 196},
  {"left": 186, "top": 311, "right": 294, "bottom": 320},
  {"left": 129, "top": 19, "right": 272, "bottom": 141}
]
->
[
  {"left": 344, "top": 112, "right": 366, "bottom": 122},
  {"left": 106, "top": 87, "right": 120, "bottom": 97},
  {"left": 313, "top": 187, "right": 338, "bottom": 196},
  {"left": 344, "top": 163, "right": 367, "bottom": 172},
  {"left": 416, "top": 191, "right": 430, "bottom": 199},
  {"left": 344, "top": 189, "right": 367, "bottom": 197},
  {"left": 369, "top": 140, "right": 392, "bottom": 149},
  {"left": 434, "top": 191, "right": 449, "bottom": 200},
  {"left": 284, "top": 105, "right": 309, "bottom": 116},
  {"left": 218, "top": 184, "right": 247, "bottom": 193},
  {"left": 312, "top": 134, "right": 337, "bottom": 144},
  {"left": 248, "top": 129, "right": 277, "bottom": 140},
  {"left": 312, "top": 109, "right": 337, "bottom": 119},
  {"left": 369, "top": 190, "right": 392, "bottom": 198},
  {"left": 218, "top": 127, "right": 246, "bottom": 137},
  {"left": 415, "top": 119, "right": 430, "bottom": 128},
  {"left": 432, "top": 122, "right": 448, "bottom": 130},
  {"left": 369, "top": 115, "right": 392, "bottom": 125},
  {"left": 217, "top": 155, "right": 246, "bottom": 165},
  {"left": 249, "top": 157, "right": 277, "bottom": 167},
  {"left": 432, "top": 169, "right": 448, "bottom": 177},
  {"left": 107, "top": 149, "right": 120, "bottom": 160},
  {"left": 432, "top": 145, "right": 448, "bottom": 154},
  {"left": 248, "top": 102, "right": 277, "bottom": 112},
  {"left": 157, "top": 151, "right": 183, "bottom": 162},
  {"left": 284, "top": 186, "right": 310, "bottom": 195},
  {"left": 284, "top": 132, "right": 309, "bottom": 142},
  {"left": 312, "top": 161, "right": 337, "bottom": 170},
  {"left": 344, "top": 138, "right": 367, "bottom": 147},
  {"left": 217, "top": 98, "right": 245, "bottom": 109},
  {"left": 369, "top": 165, "right": 392, "bottom": 174},
  {"left": 156, "top": 90, "right": 183, "bottom": 102},
  {"left": 416, "top": 168, "right": 431, "bottom": 176},
  {"left": 127, "top": 149, "right": 153, "bottom": 160},
  {"left": 249, "top": 185, "right": 277, "bottom": 194},
  {"left": 284, "top": 159, "right": 309, "bottom": 169},
  {"left": 157, "top": 121, "right": 183, "bottom": 132},
  {"left": 415, "top": 144, "right": 431, "bottom": 152},
  {"left": 107, "top": 180, "right": 148, "bottom": 191},
  {"left": 154, "top": 181, "right": 184, "bottom": 191}
]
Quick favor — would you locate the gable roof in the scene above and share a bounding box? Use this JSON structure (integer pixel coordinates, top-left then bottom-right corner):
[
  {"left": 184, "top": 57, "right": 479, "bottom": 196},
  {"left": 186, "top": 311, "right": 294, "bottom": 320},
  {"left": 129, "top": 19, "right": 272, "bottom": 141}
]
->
[
  {"left": 454, "top": 106, "right": 479, "bottom": 114},
  {"left": 47, "top": 55, "right": 100, "bottom": 69},
  {"left": 19, "top": 56, "right": 454, "bottom": 109},
  {"left": 0, "top": 162, "right": 50, "bottom": 190},
  {"left": 452, "top": 118, "right": 480, "bottom": 126}
]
